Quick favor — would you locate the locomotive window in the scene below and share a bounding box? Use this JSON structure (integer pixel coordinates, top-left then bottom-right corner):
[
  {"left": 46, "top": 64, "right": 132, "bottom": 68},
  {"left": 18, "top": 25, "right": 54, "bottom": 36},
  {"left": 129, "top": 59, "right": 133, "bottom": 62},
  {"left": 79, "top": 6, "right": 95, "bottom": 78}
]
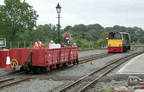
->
[
  {"left": 109, "top": 33, "right": 114, "bottom": 39},
  {"left": 115, "top": 33, "right": 122, "bottom": 39},
  {"left": 109, "top": 33, "right": 122, "bottom": 39}
]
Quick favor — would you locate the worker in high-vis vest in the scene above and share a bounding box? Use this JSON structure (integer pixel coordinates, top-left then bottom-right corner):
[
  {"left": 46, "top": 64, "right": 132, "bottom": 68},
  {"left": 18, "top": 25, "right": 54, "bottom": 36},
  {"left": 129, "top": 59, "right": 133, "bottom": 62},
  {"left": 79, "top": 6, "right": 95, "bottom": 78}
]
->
[{"left": 34, "top": 39, "right": 43, "bottom": 48}]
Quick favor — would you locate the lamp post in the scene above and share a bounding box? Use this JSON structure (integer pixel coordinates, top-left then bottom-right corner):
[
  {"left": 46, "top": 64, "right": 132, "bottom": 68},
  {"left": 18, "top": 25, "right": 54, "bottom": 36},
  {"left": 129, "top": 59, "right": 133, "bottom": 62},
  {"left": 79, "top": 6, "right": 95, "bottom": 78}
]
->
[{"left": 56, "top": 3, "right": 61, "bottom": 44}]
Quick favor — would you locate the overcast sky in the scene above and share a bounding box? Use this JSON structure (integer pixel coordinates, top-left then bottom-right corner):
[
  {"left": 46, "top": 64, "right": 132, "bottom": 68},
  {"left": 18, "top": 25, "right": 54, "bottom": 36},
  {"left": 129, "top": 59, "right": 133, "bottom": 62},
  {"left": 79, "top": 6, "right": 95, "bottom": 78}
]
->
[{"left": 1, "top": 0, "right": 144, "bottom": 29}]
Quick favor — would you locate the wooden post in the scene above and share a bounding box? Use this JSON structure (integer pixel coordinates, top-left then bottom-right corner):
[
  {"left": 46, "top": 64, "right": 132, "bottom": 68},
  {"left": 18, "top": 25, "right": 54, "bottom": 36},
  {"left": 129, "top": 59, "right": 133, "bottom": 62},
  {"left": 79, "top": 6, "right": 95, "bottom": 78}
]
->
[
  {"left": 24, "top": 41, "right": 25, "bottom": 48},
  {"left": 18, "top": 41, "right": 19, "bottom": 48},
  {"left": 10, "top": 41, "right": 11, "bottom": 48}
]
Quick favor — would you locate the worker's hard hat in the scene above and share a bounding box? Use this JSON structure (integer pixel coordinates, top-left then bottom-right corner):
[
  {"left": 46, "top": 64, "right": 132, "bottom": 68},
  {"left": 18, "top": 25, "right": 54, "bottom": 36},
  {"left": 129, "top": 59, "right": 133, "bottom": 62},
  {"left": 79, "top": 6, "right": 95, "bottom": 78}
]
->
[
  {"left": 50, "top": 40, "right": 53, "bottom": 43},
  {"left": 72, "top": 43, "right": 77, "bottom": 47}
]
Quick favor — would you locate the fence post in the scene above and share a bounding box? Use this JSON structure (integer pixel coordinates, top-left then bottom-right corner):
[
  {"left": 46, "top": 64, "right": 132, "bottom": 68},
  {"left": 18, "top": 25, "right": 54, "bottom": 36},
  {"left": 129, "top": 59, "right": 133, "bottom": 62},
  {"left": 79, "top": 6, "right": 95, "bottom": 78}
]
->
[
  {"left": 24, "top": 41, "right": 25, "bottom": 48},
  {"left": 10, "top": 41, "right": 11, "bottom": 48},
  {"left": 18, "top": 41, "right": 19, "bottom": 48}
]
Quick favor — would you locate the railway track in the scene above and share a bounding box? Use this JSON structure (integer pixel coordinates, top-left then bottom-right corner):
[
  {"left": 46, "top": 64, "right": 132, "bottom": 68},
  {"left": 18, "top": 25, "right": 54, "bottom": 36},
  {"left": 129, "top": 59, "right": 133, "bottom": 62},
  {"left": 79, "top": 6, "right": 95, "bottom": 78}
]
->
[
  {"left": 0, "top": 46, "right": 142, "bottom": 91},
  {"left": 78, "top": 48, "right": 107, "bottom": 52},
  {"left": 0, "top": 53, "right": 114, "bottom": 78},
  {"left": 78, "top": 46, "right": 141, "bottom": 64},
  {"left": 0, "top": 77, "right": 30, "bottom": 89},
  {"left": 78, "top": 53, "right": 114, "bottom": 64},
  {"left": 0, "top": 46, "right": 140, "bottom": 77},
  {"left": 59, "top": 51, "right": 144, "bottom": 92}
]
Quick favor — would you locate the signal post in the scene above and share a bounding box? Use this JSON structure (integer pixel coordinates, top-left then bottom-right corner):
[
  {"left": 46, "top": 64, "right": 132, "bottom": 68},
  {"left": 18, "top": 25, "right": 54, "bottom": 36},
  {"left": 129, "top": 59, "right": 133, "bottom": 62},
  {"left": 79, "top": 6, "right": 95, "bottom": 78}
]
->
[{"left": 65, "top": 34, "right": 69, "bottom": 47}]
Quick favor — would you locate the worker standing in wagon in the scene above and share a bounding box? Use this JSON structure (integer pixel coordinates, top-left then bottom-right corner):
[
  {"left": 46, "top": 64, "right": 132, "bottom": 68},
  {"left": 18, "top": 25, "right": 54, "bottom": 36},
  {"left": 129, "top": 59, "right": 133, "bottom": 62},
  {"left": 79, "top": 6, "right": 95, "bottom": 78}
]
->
[{"left": 34, "top": 39, "right": 43, "bottom": 47}]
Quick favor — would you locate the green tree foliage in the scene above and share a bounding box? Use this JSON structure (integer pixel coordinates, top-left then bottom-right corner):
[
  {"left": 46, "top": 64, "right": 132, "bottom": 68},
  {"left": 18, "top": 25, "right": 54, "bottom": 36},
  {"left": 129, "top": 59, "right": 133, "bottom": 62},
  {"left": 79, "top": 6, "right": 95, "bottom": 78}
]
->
[
  {"left": 19, "top": 24, "right": 53, "bottom": 45},
  {"left": 54, "top": 36, "right": 65, "bottom": 44},
  {"left": 66, "top": 24, "right": 144, "bottom": 49},
  {"left": 0, "top": 0, "right": 38, "bottom": 48},
  {"left": 88, "top": 29, "right": 100, "bottom": 41},
  {"left": 86, "top": 24, "right": 104, "bottom": 31},
  {"left": 139, "top": 36, "right": 144, "bottom": 44},
  {"left": 70, "top": 24, "right": 86, "bottom": 32},
  {"left": 63, "top": 25, "right": 72, "bottom": 32}
]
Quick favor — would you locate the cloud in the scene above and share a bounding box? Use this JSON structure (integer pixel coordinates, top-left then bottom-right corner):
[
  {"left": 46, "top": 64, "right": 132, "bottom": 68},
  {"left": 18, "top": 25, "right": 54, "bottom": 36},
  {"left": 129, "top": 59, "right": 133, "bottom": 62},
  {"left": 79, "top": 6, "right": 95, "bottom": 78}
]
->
[{"left": 0, "top": 0, "right": 144, "bottom": 29}]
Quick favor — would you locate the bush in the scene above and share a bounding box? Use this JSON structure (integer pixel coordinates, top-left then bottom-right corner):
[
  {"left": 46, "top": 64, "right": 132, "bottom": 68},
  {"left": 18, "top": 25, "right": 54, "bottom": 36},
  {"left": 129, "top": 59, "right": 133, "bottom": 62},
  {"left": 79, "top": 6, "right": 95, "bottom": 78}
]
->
[{"left": 19, "top": 41, "right": 30, "bottom": 48}]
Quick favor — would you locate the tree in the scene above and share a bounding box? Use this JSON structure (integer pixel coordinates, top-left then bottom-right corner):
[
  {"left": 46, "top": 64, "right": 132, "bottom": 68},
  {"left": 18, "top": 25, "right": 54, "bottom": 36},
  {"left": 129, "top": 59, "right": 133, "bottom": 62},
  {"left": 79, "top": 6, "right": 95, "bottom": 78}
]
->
[
  {"left": 138, "top": 36, "right": 144, "bottom": 44},
  {"left": 0, "top": 0, "right": 39, "bottom": 48},
  {"left": 71, "top": 24, "right": 86, "bottom": 32},
  {"left": 64, "top": 25, "right": 72, "bottom": 32}
]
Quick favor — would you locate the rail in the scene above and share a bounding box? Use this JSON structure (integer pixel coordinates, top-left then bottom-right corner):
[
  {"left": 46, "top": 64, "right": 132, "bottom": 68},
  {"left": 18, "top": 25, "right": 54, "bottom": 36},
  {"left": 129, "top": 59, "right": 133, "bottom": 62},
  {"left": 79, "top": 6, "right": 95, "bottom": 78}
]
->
[
  {"left": 0, "top": 77, "right": 30, "bottom": 89},
  {"left": 59, "top": 51, "right": 144, "bottom": 92}
]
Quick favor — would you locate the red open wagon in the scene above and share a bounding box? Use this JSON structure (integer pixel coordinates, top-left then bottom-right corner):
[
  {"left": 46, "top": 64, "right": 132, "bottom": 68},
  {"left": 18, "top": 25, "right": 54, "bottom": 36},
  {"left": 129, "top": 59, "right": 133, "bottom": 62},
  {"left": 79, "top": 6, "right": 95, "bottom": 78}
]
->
[{"left": 10, "top": 47, "right": 78, "bottom": 73}]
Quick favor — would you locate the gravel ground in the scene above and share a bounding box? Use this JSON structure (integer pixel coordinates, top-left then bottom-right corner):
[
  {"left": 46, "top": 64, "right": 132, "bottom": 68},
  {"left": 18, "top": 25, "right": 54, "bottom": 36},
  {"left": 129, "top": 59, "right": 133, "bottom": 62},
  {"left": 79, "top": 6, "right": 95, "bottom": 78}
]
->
[
  {"left": 54, "top": 54, "right": 124, "bottom": 76},
  {"left": 0, "top": 66, "right": 21, "bottom": 77},
  {"left": 0, "top": 79, "right": 63, "bottom": 92},
  {"left": 78, "top": 49, "right": 107, "bottom": 58},
  {"left": 0, "top": 47, "right": 143, "bottom": 92}
]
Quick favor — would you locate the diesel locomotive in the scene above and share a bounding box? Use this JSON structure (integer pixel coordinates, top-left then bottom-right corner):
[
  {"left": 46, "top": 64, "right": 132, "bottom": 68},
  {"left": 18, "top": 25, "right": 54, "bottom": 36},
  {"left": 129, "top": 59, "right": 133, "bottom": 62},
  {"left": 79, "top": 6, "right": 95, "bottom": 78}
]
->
[{"left": 107, "top": 31, "right": 131, "bottom": 52}]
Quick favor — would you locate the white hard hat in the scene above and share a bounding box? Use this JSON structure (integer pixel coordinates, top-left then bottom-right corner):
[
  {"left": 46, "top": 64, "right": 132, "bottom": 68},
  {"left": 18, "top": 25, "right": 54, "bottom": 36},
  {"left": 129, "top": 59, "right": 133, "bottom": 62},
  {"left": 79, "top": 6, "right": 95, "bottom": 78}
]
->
[{"left": 50, "top": 40, "right": 53, "bottom": 43}]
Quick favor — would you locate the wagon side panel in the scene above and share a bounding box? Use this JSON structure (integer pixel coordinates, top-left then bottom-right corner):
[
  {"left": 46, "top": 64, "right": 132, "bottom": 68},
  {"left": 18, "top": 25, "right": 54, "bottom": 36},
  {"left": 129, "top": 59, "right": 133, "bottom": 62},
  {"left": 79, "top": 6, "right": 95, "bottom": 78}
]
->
[
  {"left": 0, "top": 50, "right": 9, "bottom": 68},
  {"left": 46, "top": 49, "right": 53, "bottom": 66},
  {"left": 53, "top": 49, "right": 60, "bottom": 65},
  {"left": 32, "top": 49, "right": 45, "bottom": 66}
]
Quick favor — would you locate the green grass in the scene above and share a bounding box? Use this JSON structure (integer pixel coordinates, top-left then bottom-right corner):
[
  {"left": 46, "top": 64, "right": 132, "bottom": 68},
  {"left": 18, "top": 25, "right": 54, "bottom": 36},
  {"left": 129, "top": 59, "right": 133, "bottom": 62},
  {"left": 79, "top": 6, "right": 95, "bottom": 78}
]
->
[{"left": 103, "top": 87, "right": 115, "bottom": 92}]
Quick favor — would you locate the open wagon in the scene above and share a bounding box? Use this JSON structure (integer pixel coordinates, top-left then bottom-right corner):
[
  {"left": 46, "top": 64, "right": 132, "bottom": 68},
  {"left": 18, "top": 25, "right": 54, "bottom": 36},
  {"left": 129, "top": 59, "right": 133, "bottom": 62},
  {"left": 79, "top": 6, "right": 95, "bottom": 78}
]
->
[{"left": 10, "top": 47, "right": 78, "bottom": 74}]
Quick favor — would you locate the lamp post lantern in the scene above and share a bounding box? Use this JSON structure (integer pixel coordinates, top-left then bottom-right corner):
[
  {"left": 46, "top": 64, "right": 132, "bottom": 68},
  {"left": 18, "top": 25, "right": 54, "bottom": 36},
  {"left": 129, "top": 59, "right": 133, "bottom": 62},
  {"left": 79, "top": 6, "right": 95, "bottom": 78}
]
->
[{"left": 56, "top": 3, "right": 61, "bottom": 44}]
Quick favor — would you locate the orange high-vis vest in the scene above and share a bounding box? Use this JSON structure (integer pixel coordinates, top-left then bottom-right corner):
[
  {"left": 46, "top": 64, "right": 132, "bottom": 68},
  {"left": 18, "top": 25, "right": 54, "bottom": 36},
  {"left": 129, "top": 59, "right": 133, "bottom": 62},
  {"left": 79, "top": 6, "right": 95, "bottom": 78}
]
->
[
  {"left": 34, "top": 41, "right": 43, "bottom": 47},
  {"left": 34, "top": 42, "right": 38, "bottom": 47},
  {"left": 38, "top": 42, "right": 43, "bottom": 47}
]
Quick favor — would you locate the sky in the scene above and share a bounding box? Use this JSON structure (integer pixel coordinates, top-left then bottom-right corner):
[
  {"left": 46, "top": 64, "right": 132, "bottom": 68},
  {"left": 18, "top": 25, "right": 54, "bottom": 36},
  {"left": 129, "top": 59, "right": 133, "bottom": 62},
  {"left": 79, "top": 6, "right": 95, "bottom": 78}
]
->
[{"left": 1, "top": 0, "right": 144, "bottom": 29}]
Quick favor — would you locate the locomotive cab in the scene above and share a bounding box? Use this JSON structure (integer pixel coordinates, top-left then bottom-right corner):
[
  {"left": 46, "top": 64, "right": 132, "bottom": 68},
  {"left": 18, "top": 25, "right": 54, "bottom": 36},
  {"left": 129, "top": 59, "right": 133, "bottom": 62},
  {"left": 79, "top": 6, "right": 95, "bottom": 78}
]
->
[{"left": 108, "top": 31, "right": 131, "bottom": 52}]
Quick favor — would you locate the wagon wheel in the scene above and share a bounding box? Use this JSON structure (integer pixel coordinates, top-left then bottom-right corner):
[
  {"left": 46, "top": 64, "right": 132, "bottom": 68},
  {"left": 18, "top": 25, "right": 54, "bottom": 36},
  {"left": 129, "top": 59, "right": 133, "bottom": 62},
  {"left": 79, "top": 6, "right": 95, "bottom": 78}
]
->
[
  {"left": 56, "top": 64, "right": 60, "bottom": 69},
  {"left": 36, "top": 68, "right": 41, "bottom": 74},
  {"left": 32, "top": 69, "right": 36, "bottom": 74},
  {"left": 76, "top": 59, "right": 79, "bottom": 65},
  {"left": 25, "top": 69, "right": 30, "bottom": 74},
  {"left": 24, "top": 67, "right": 30, "bottom": 74},
  {"left": 20, "top": 66, "right": 24, "bottom": 71},
  {"left": 73, "top": 60, "right": 76, "bottom": 65},
  {"left": 50, "top": 66, "right": 53, "bottom": 71},
  {"left": 62, "top": 63, "right": 67, "bottom": 68},
  {"left": 32, "top": 67, "right": 37, "bottom": 74}
]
